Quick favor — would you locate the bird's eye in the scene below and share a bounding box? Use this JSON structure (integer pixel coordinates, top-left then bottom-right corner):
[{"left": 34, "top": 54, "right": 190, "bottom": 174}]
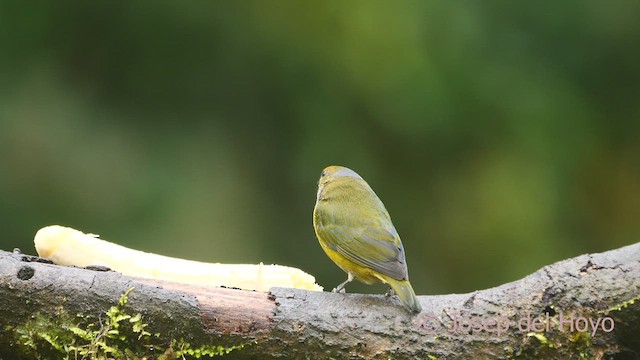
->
[{"left": 321, "top": 170, "right": 328, "bottom": 177}]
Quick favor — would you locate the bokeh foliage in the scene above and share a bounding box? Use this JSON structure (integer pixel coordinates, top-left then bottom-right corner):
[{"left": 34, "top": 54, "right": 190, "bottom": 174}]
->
[{"left": 1, "top": 2, "right": 639, "bottom": 295}]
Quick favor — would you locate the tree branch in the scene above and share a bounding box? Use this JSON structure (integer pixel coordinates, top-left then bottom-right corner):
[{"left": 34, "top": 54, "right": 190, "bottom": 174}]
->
[{"left": 1, "top": 242, "right": 639, "bottom": 359}]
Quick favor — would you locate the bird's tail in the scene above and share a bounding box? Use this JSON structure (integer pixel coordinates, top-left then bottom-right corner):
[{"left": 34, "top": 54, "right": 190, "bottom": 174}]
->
[{"left": 383, "top": 276, "right": 422, "bottom": 313}]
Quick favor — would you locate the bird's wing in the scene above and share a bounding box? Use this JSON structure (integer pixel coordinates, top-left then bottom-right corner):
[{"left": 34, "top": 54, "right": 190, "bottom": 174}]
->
[{"left": 318, "top": 224, "right": 408, "bottom": 280}]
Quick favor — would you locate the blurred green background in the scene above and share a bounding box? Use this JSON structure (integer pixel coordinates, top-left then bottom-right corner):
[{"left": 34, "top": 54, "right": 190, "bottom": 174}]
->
[{"left": 1, "top": 2, "right": 639, "bottom": 296}]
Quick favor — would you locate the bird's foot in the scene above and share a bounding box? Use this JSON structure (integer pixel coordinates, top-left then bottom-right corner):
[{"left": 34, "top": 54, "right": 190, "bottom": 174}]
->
[{"left": 332, "top": 273, "right": 353, "bottom": 294}]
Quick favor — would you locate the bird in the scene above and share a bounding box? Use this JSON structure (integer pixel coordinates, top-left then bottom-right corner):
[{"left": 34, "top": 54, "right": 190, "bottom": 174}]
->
[{"left": 313, "top": 165, "right": 421, "bottom": 313}]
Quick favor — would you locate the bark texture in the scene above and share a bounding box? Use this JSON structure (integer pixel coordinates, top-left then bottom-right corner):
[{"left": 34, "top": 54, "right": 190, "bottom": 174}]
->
[{"left": 0, "top": 242, "right": 639, "bottom": 359}]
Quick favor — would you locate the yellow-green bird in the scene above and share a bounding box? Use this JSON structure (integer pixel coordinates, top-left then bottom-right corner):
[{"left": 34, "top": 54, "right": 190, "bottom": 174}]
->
[{"left": 313, "top": 165, "right": 422, "bottom": 313}]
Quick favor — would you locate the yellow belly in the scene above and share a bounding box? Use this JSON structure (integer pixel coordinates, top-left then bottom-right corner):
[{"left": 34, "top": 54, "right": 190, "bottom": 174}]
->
[{"left": 318, "top": 241, "right": 386, "bottom": 285}]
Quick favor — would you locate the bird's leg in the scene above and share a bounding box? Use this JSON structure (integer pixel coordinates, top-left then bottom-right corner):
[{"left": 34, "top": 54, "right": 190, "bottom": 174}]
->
[
  {"left": 332, "top": 272, "right": 354, "bottom": 293},
  {"left": 385, "top": 288, "right": 395, "bottom": 297}
]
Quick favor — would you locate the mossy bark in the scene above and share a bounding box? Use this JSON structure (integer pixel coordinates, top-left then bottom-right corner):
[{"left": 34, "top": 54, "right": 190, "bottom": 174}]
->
[{"left": 1, "top": 242, "right": 639, "bottom": 359}]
